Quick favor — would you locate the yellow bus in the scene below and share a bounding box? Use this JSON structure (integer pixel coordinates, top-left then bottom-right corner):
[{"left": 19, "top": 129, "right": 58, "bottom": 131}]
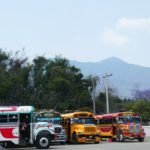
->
[
  {"left": 95, "top": 111, "right": 145, "bottom": 142},
  {"left": 61, "top": 111, "right": 101, "bottom": 144}
]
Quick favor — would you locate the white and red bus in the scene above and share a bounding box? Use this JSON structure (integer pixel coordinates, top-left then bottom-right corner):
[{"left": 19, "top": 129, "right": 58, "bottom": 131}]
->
[{"left": 0, "top": 106, "right": 55, "bottom": 149}]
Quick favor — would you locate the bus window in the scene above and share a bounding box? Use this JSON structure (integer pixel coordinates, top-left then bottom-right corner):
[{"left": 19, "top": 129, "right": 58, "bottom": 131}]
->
[
  {"left": 0, "top": 115, "right": 8, "bottom": 123},
  {"left": 118, "top": 117, "right": 124, "bottom": 124},
  {"left": 9, "top": 114, "right": 18, "bottom": 122},
  {"left": 32, "top": 114, "right": 37, "bottom": 123},
  {"left": 94, "top": 119, "right": 98, "bottom": 125},
  {"left": 99, "top": 118, "right": 113, "bottom": 124},
  {"left": 53, "top": 117, "right": 61, "bottom": 124},
  {"left": 72, "top": 118, "right": 94, "bottom": 124},
  {"left": 112, "top": 118, "right": 117, "bottom": 124},
  {"left": 72, "top": 118, "right": 78, "bottom": 124},
  {"left": 133, "top": 117, "right": 141, "bottom": 123},
  {"left": 62, "top": 118, "right": 68, "bottom": 126}
]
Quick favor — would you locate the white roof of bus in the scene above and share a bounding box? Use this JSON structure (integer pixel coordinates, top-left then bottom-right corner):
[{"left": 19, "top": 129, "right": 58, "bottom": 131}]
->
[{"left": 0, "top": 106, "right": 34, "bottom": 113}]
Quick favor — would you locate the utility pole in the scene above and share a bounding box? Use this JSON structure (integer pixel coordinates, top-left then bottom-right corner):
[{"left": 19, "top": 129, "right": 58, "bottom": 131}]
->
[
  {"left": 88, "top": 76, "right": 99, "bottom": 115},
  {"left": 103, "top": 73, "right": 112, "bottom": 114},
  {"left": 92, "top": 81, "right": 96, "bottom": 115}
]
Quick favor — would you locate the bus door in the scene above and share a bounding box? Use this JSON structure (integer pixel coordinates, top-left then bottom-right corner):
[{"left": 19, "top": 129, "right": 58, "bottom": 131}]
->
[
  {"left": 112, "top": 117, "right": 117, "bottom": 136},
  {"left": 19, "top": 114, "right": 31, "bottom": 142},
  {"left": 67, "top": 118, "right": 71, "bottom": 141},
  {"left": 62, "top": 118, "right": 71, "bottom": 142}
]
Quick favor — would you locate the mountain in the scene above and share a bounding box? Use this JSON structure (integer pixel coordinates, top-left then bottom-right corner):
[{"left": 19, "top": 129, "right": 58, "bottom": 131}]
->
[{"left": 70, "top": 57, "right": 150, "bottom": 98}]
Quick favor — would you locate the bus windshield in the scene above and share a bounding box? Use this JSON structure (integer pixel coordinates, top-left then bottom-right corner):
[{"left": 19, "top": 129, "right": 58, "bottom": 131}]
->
[
  {"left": 98, "top": 118, "right": 114, "bottom": 124},
  {"left": 52, "top": 117, "right": 61, "bottom": 124},
  {"left": 36, "top": 117, "right": 61, "bottom": 124},
  {"left": 72, "top": 118, "right": 94, "bottom": 124},
  {"left": 118, "top": 116, "right": 141, "bottom": 124}
]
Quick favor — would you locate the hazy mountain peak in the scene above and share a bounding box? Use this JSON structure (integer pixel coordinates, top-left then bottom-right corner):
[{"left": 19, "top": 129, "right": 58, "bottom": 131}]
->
[
  {"left": 100, "top": 57, "right": 127, "bottom": 65},
  {"left": 71, "top": 57, "right": 150, "bottom": 98}
]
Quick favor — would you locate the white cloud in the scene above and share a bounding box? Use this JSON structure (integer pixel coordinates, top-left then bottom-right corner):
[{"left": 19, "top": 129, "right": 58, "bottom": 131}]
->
[
  {"left": 100, "top": 17, "right": 150, "bottom": 47},
  {"left": 117, "top": 18, "right": 150, "bottom": 29},
  {"left": 101, "top": 29, "right": 129, "bottom": 47}
]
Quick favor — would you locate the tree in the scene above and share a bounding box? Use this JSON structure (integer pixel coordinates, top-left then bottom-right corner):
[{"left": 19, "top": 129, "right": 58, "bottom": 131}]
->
[
  {"left": 3, "top": 49, "right": 147, "bottom": 117},
  {"left": 7, "top": 51, "right": 30, "bottom": 105},
  {"left": 0, "top": 50, "right": 10, "bottom": 104}
]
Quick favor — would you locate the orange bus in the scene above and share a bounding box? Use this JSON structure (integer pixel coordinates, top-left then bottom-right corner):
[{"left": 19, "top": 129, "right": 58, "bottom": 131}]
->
[
  {"left": 61, "top": 111, "right": 101, "bottom": 144},
  {"left": 95, "top": 111, "right": 145, "bottom": 142}
]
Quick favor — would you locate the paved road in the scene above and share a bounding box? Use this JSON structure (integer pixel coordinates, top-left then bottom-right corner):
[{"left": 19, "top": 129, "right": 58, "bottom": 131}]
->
[{"left": 2, "top": 140, "right": 150, "bottom": 150}]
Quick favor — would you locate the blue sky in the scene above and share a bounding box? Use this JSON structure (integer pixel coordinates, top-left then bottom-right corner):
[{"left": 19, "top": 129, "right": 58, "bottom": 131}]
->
[{"left": 0, "top": 0, "right": 150, "bottom": 67}]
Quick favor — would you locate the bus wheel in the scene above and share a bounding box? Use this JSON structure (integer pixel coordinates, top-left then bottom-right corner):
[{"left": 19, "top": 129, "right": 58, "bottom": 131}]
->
[
  {"left": 138, "top": 137, "right": 144, "bottom": 142},
  {"left": 4, "top": 142, "right": 14, "bottom": 148},
  {"left": 118, "top": 132, "right": 125, "bottom": 142},
  {"left": 60, "top": 142, "right": 66, "bottom": 145},
  {"left": 36, "top": 135, "right": 51, "bottom": 149},
  {"left": 112, "top": 138, "right": 116, "bottom": 142},
  {"left": 72, "top": 132, "right": 78, "bottom": 144}
]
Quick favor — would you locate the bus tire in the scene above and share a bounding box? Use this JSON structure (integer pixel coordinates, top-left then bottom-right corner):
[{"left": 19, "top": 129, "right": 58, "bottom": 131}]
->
[
  {"left": 138, "top": 137, "right": 144, "bottom": 142},
  {"left": 112, "top": 138, "right": 116, "bottom": 142},
  {"left": 72, "top": 132, "right": 78, "bottom": 144},
  {"left": 4, "top": 141, "right": 14, "bottom": 148},
  {"left": 60, "top": 142, "right": 66, "bottom": 145},
  {"left": 118, "top": 132, "right": 125, "bottom": 142},
  {"left": 35, "top": 134, "right": 51, "bottom": 149}
]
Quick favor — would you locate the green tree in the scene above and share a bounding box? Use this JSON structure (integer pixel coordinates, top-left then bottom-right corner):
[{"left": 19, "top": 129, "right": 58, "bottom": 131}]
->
[
  {"left": 96, "top": 89, "right": 123, "bottom": 114},
  {"left": 7, "top": 51, "right": 30, "bottom": 105},
  {"left": 132, "top": 100, "right": 150, "bottom": 121},
  {"left": 0, "top": 50, "right": 10, "bottom": 104}
]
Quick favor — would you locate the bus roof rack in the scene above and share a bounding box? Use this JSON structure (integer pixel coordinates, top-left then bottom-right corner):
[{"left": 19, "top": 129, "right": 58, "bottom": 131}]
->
[
  {"left": 119, "top": 109, "right": 132, "bottom": 112},
  {"left": 119, "top": 109, "right": 126, "bottom": 112}
]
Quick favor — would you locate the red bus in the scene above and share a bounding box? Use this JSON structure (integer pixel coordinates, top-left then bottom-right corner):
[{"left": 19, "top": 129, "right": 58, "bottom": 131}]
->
[{"left": 95, "top": 111, "right": 145, "bottom": 142}]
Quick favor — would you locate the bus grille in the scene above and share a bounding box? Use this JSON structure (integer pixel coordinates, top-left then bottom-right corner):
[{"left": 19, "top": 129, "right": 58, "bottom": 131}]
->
[
  {"left": 85, "top": 127, "right": 96, "bottom": 132},
  {"left": 135, "top": 124, "right": 140, "bottom": 133},
  {"left": 129, "top": 125, "right": 134, "bottom": 132},
  {"left": 129, "top": 124, "right": 140, "bottom": 133},
  {"left": 55, "top": 127, "right": 62, "bottom": 133}
]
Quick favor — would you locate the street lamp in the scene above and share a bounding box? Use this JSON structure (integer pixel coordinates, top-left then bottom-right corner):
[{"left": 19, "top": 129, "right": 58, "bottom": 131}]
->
[{"left": 103, "top": 73, "right": 112, "bottom": 114}]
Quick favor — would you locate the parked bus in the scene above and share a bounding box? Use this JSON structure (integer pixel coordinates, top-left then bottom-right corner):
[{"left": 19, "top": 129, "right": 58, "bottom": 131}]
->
[
  {"left": 95, "top": 111, "right": 145, "bottom": 142},
  {"left": 61, "top": 111, "right": 101, "bottom": 144},
  {"left": 0, "top": 106, "right": 55, "bottom": 149},
  {"left": 35, "top": 110, "right": 66, "bottom": 144}
]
